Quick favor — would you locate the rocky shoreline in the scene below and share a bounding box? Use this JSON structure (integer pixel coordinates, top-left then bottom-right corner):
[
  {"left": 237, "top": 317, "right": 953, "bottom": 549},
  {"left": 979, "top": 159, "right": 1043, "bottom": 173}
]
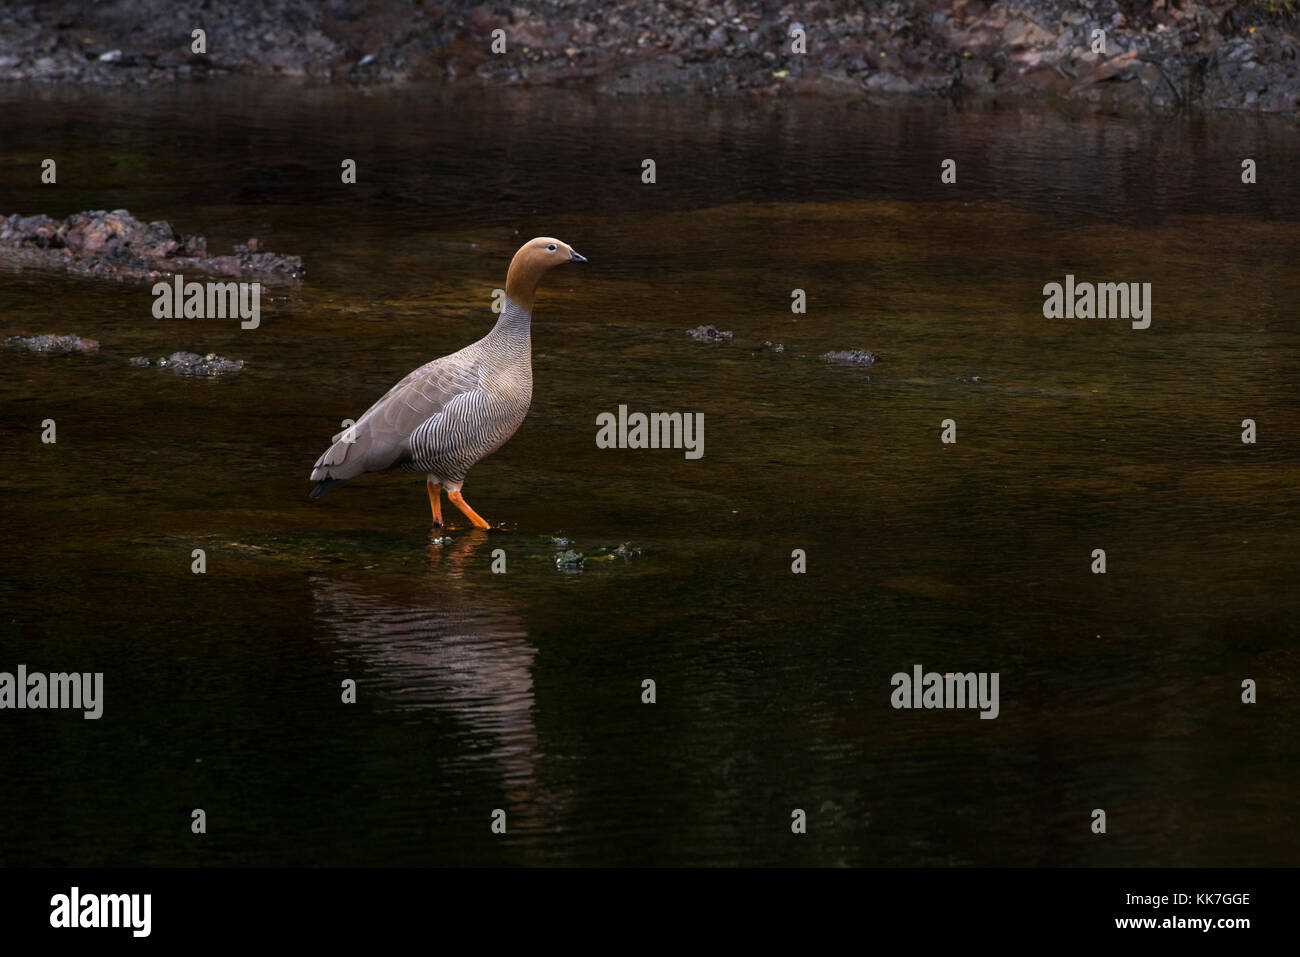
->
[
  {"left": 0, "top": 209, "right": 302, "bottom": 283},
  {"left": 0, "top": 1, "right": 1296, "bottom": 113}
]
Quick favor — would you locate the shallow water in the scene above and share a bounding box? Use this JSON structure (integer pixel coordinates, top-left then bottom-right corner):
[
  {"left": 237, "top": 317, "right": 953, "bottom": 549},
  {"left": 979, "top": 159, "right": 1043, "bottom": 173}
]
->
[{"left": 1, "top": 82, "right": 1298, "bottom": 866}]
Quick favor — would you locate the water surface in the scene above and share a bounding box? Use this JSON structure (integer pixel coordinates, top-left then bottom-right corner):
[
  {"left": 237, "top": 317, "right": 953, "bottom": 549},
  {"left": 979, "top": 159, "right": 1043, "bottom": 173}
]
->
[{"left": 1, "top": 83, "right": 1297, "bottom": 866}]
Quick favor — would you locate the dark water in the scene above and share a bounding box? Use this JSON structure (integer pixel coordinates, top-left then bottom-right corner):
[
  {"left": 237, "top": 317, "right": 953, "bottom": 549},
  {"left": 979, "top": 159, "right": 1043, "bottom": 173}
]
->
[{"left": 1, "top": 83, "right": 1297, "bottom": 866}]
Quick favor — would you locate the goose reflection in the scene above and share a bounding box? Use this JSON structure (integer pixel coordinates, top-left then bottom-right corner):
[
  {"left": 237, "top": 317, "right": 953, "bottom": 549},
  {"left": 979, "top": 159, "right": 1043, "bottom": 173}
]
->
[{"left": 310, "top": 530, "right": 554, "bottom": 827}]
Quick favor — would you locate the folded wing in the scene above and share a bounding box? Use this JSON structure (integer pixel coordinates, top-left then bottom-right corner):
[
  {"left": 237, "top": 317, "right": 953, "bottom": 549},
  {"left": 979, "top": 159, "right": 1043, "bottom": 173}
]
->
[{"left": 311, "top": 350, "right": 483, "bottom": 483}]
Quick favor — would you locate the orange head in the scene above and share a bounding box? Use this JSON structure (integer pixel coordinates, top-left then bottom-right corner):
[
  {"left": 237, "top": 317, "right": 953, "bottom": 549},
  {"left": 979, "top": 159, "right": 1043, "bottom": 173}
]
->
[{"left": 504, "top": 237, "right": 586, "bottom": 312}]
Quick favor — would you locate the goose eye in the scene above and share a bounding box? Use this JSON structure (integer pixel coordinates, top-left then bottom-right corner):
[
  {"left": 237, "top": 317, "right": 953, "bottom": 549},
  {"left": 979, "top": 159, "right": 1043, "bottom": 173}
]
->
[{"left": 546, "top": 243, "right": 557, "bottom": 252}]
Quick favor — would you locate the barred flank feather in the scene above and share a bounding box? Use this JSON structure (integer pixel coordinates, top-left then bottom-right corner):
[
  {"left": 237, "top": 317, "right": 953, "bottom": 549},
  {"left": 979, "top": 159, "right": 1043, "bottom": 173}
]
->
[{"left": 308, "top": 300, "right": 532, "bottom": 489}]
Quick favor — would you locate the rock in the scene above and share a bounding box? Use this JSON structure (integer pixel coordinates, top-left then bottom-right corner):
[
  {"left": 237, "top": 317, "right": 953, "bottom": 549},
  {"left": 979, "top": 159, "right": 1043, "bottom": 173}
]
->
[
  {"left": 154, "top": 351, "right": 245, "bottom": 375},
  {"left": 687, "top": 324, "right": 733, "bottom": 342},
  {"left": 555, "top": 548, "right": 584, "bottom": 569},
  {"left": 792, "top": 71, "right": 865, "bottom": 96},
  {"left": 864, "top": 72, "right": 915, "bottom": 94},
  {"left": 1069, "top": 49, "right": 1141, "bottom": 95},
  {"left": 821, "top": 349, "right": 878, "bottom": 366},
  {"left": 586, "top": 541, "right": 644, "bottom": 562},
  {"left": 1003, "top": 18, "right": 1057, "bottom": 49},
  {"left": 9, "top": 337, "right": 243, "bottom": 374},
  {"left": 5, "top": 333, "right": 100, "bottom": 354},
  {"left": 0, "top": 209, "right": 302, "bottom": 283}
]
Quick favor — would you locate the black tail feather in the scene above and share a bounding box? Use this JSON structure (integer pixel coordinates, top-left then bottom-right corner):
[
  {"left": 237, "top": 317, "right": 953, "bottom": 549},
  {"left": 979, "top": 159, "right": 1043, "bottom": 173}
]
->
[{"left": 310, "top": 477, "right": 342, "bottom": 499}]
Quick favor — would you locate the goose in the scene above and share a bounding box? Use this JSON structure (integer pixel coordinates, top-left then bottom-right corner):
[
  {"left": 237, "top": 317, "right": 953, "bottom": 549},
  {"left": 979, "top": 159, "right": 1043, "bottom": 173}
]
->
[{"left": 310, "top": 237, "right": 586, "bottom": 528}]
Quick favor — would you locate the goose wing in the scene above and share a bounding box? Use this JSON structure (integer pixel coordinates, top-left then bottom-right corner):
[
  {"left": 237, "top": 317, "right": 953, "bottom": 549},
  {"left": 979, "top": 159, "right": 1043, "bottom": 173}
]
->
[{"left": 310, "top": 349, "right": 484, "bottom": 481}]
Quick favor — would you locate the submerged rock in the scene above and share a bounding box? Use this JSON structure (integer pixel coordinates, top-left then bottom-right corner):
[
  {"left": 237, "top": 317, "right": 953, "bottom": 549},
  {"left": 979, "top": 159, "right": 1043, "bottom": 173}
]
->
[
  {"left": 821, "top": 349, "right": 878, "bottom": 367},
  {"left": 0, "top": 209, "right": 302, "bottom": 282},
  {"left": 5, "top": 333, "right": 99, "bottom": 354},
  {"left": 135, "top": 351, "right": 246, "bottom": 375},
  {"left": 555, "top": 548, "right": 584, "bottom": 569},
  {"left": 9, "top": 336, "right": 244, "bottom": 375},
  {"left": 586, "top": 542, "right": 643, "bottom": 562},
  {"left": 687, "top": 324, "right": 733, "bottom": 343}
]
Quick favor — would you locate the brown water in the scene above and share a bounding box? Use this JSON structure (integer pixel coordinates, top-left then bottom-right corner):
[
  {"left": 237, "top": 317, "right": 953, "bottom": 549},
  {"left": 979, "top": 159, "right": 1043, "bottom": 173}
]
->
[{"left": 1, "top": 83, "right": 1298, "bottom": 866}]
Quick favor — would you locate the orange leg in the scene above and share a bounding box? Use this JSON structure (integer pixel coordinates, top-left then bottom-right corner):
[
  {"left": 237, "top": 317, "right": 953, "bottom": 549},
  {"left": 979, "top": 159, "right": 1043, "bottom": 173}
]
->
[
  {"left": 426, "top": 480, "right": 443, "bottom": 527},
  {"left": 448, "top": 490, "right": 490, "bottom": 529}
]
